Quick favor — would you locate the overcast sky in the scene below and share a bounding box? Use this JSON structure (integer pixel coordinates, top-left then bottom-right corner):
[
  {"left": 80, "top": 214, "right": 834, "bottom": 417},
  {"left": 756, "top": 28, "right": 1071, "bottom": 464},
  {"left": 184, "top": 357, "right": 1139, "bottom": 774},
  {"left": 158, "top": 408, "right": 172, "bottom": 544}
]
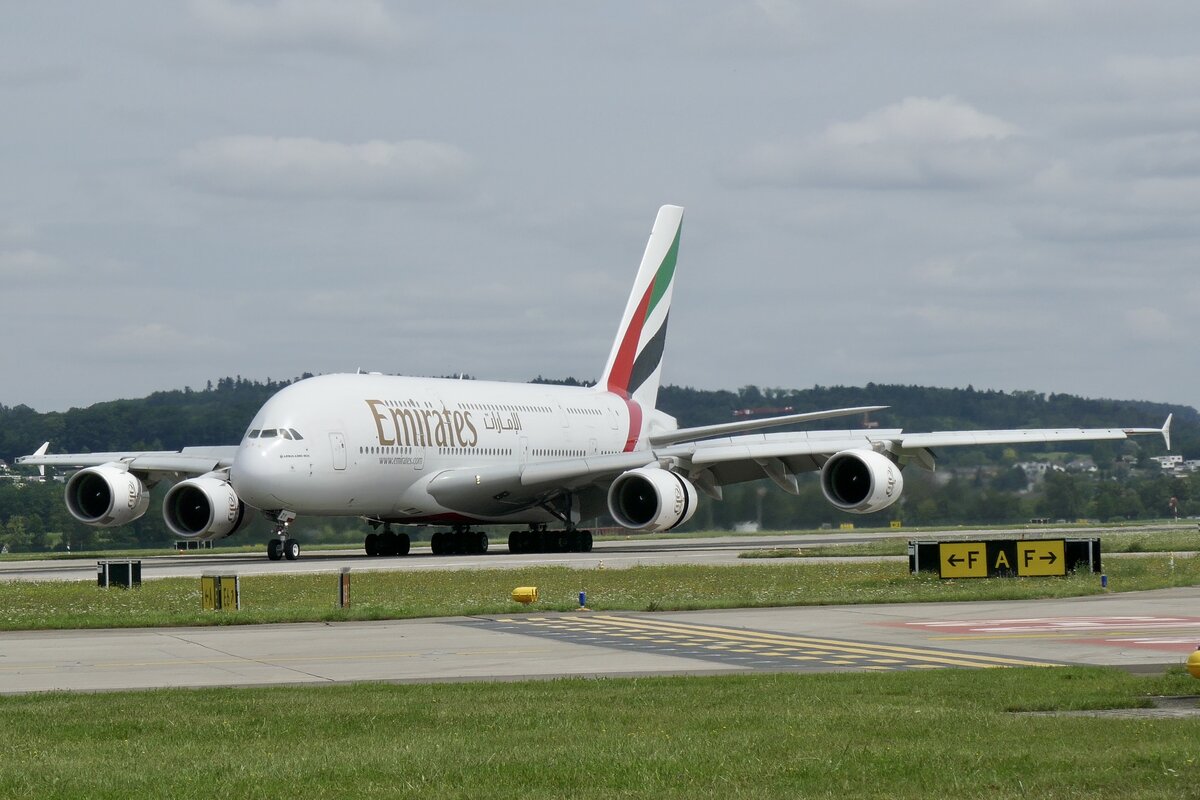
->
[{"left": 2, "top": 1, "right": 1198, "bottom": 416}]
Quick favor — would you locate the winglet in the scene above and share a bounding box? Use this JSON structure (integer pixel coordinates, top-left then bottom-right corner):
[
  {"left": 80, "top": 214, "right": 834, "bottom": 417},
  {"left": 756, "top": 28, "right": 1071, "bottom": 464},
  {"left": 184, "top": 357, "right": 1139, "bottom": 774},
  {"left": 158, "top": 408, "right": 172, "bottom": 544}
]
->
[{"left": 1162, "top": 414, "right": 1173, "bottom": 451}]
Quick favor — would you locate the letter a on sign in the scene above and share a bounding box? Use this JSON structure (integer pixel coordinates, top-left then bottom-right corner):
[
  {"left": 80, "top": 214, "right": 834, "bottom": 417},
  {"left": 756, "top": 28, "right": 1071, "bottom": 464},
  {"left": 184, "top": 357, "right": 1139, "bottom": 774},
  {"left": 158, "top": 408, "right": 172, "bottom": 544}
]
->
[{"left": 994, "top": 550, "right": 1010, "bottom": 570}]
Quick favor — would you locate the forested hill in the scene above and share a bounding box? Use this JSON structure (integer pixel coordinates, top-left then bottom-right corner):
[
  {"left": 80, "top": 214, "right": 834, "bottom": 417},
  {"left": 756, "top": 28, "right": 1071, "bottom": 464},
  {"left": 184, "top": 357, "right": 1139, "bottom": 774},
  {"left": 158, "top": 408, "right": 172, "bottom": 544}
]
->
[{"left": 0, "top": 376, "right": 1192, "bottom": 464}]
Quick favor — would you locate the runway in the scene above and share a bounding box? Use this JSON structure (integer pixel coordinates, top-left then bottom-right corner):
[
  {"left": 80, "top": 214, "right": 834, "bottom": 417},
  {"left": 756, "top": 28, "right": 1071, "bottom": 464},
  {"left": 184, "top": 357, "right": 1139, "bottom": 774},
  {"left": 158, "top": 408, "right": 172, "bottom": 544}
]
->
[
  {"left": 2, "top": 587, "right": 1197, "bottom": 694},
  {"left": 0, "top": 524, "right": 1183, "bottom": 582},
  {"left": 0, "top": 531, "right": 903, "bottom": 582}
]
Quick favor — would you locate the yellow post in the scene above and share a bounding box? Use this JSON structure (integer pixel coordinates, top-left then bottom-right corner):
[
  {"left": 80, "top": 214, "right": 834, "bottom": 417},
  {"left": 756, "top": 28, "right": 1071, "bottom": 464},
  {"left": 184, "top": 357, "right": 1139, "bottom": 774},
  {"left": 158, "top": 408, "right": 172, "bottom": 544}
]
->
[{"left": 1187, "top": 647, "right": 1200, "bottom": 680}]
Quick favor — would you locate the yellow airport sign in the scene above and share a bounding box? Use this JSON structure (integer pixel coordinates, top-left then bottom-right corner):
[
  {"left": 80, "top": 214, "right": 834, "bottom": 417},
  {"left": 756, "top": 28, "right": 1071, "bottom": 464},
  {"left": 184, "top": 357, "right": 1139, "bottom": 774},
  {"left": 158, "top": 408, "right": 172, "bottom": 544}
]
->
[
  {"left": 1017, "top": 540, "right": 1066, "bottom": 577},
  {"left": 939, "top": 542, "right": 987, "bottom": 578}
]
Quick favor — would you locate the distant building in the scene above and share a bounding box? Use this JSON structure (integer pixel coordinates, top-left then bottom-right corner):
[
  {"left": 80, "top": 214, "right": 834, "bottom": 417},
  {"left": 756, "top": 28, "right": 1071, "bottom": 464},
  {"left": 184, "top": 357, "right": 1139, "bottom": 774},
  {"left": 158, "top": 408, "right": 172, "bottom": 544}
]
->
[{"left": 1152, "top": 455, "right": 1184, "bottom": 468}]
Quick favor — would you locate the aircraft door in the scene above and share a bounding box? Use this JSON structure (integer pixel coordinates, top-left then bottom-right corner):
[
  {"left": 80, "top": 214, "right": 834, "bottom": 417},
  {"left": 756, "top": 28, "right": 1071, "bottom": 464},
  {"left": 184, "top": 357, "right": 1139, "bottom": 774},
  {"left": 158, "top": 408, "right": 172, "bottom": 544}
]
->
[
  {"left": 330, "top": 432, "right": 347, "bottom": 471},
  {"left": 520, "top": 436, "right": 529, "bottom": 466}
]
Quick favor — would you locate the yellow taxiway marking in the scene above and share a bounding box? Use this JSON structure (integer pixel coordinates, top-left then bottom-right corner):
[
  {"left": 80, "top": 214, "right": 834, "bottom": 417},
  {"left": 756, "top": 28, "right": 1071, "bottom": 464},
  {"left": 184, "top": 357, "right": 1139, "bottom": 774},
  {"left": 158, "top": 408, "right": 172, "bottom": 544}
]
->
[{"left": 570, "top": 615, "right": 1062, "bottom": 669}]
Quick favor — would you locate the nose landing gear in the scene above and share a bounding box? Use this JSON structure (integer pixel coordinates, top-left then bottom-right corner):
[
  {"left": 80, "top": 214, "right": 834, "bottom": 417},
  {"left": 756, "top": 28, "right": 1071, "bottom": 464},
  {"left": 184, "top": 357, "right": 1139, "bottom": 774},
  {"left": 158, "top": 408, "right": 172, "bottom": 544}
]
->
[{"left": 266, "top": 510, "right": 299, "bottom": 561}]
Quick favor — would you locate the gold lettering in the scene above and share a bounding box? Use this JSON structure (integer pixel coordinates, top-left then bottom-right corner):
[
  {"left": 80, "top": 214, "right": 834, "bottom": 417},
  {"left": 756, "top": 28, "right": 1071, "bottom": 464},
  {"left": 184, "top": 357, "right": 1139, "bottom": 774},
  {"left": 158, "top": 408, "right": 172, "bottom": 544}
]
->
[
  {"left": 389, "top": 407, "right": 423, "bottom": 447},
  {"left": 464, "top": 412, "right": 478, "bottom": 447},
  {"left": 365, "top": 400, "right": 395, "bottom": 446}
]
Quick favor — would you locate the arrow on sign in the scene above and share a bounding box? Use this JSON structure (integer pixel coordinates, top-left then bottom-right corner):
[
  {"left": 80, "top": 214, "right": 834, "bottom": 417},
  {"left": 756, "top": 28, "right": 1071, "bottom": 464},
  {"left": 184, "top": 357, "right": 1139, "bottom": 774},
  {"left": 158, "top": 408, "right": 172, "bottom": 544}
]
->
[
  {"left": 1040, "top": 552, "right": 1058, "bottom": 564},
  {"left": 948, "top": 554, "right": 964, "bottom": 567}
]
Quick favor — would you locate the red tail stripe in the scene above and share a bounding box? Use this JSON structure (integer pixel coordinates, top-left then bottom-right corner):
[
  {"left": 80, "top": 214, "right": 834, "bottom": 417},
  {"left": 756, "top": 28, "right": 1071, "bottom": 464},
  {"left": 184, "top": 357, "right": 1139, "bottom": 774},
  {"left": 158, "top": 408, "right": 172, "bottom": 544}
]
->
[{"left": 606, "top": 279, "right": 655, "bottom": 395}]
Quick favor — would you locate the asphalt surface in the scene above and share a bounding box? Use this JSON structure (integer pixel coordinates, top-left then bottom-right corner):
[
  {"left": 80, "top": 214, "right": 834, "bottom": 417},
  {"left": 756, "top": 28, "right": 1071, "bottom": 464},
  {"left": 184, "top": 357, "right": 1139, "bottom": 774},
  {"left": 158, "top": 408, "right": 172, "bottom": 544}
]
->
[
  {"left": 1, "top": 523, "right": 1187, "bottom": 582},
  {"left": 1, "top": 526, "right": 1197, "bottom": 695}
]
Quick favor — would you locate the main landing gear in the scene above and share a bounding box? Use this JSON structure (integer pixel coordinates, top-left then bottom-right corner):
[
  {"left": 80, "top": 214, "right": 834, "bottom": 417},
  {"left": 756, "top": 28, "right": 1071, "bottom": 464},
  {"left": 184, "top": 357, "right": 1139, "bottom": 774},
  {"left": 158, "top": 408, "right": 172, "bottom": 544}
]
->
[
  {"left": 266, "top": 511, "right": 300, "bottom": 561},
  {"left": 364, "top": 525, "right": 411, "bottom": 557},
  {"left": 508, "top": 527, "right": 593, "bottom": 554},
  {"left": 430, "top": 526, "right": 489, "bottom": 556}
]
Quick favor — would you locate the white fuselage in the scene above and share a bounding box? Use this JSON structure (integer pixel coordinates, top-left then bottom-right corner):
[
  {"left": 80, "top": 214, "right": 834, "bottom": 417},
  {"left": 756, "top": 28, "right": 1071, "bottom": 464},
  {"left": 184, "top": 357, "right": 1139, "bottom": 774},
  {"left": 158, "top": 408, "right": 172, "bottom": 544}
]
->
[{"left": 229, "top": 374, "right": 666, "bottom": 525}]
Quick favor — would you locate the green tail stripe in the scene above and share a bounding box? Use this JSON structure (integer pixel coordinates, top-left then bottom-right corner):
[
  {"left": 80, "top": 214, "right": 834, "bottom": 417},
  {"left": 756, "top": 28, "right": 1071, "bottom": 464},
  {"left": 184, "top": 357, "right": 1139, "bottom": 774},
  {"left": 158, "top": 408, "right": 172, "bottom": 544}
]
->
[{"left": 645, "top": 223, "right": 681, "bottom": 319}]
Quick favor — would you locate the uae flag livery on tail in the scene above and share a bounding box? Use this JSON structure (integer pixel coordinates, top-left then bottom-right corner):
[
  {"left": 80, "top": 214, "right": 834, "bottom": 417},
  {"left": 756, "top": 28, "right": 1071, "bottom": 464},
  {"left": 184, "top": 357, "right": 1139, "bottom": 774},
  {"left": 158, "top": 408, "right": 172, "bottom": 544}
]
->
[{"left": 598, "top": 205, "right": 684, "bottom": 450}]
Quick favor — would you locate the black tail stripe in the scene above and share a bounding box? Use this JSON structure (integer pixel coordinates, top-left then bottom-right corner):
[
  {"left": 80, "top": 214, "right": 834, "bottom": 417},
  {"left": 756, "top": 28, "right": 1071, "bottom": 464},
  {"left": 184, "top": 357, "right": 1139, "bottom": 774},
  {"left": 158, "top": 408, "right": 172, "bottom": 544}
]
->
[{"left": 626, "top": 312, "right": 669, "bottom": 397}]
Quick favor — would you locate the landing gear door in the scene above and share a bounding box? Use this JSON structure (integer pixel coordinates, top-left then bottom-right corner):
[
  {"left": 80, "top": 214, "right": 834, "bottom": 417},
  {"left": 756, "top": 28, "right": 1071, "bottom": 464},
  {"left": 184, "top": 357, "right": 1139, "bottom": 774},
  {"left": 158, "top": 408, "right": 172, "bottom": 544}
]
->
[{"left": 330, "top": 432, "right": 347, "bottom": 471}]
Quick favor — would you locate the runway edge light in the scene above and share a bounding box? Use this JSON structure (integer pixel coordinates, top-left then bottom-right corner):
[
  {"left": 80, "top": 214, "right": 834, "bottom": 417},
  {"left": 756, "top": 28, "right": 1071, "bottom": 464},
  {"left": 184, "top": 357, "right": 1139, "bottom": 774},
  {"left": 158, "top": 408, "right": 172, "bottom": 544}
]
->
[{"left": 1187, "top": 647, "right": 1200, "bottom": 680}]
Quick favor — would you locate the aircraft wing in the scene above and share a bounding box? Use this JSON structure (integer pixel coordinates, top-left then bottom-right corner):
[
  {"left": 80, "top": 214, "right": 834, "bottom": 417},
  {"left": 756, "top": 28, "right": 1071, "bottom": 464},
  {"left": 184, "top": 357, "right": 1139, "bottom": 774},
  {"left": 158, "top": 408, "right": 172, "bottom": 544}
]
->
[
  {"left": 656, "top": 416, "right": 1172, "bottom": 494},
  {"left": 426, "top": 415, "right": 1172, "bottom": 513},
  {"left": 15, "top": 444, "right": 239, "bottom": 476}
]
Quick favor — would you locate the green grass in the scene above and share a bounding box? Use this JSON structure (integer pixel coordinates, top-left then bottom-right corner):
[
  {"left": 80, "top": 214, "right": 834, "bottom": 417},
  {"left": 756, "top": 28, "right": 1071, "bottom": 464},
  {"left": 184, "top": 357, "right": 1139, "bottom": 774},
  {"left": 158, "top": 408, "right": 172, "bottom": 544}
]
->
[
  {"left": 0, "top": 668, "right": 1195, "bottom": 799},
  {"left": 2, "top": 555, "right": 1198, "bottom": 631}
]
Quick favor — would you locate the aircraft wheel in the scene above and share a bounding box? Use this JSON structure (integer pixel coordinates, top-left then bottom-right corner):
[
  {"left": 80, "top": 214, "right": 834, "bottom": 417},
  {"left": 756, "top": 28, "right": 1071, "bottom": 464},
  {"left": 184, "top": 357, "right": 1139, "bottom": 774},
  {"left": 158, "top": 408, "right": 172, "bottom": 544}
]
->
[
  {"left": 397, "top": 533, "right": 411, "bottom": 556},
  {"left": 267, "top": 539, "right": 284, "bottom": 561},
  {"left": 579, "top": 530, "right": 593, "bottom": 552},
  {"left": 477, "top": 532, "right": 489, "bottom": 554},
  {"left": 431, "top": 531, "right": 445, "bottom": 555},
  {"left": 378, "top": 531, "right": 396, "bottom": 556},
  {"left": 365, "top": 532, "right": 379, "bottom": 557},
  {"left": 284, "top": 539, "right": 300, "bottom": 560},
  {"left": 508, "top": 531, "right": 523, "bottom": 554}
]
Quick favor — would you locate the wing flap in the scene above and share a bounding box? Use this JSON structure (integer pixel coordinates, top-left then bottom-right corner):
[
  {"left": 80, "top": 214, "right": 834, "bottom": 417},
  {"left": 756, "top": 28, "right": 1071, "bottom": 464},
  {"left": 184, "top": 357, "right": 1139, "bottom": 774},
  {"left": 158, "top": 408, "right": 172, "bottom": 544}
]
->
[{"left": 899, "top": 428, "right": 1151, "bottom": 449}]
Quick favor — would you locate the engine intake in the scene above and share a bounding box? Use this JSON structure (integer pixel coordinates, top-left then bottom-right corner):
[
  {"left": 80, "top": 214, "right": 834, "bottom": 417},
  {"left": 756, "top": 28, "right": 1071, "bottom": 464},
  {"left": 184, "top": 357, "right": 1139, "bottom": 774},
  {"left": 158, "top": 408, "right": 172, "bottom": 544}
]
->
[
  {"left": 163, "top": 476, "right": 249, "bottom": 541},
  {"left": 820, "top": 449, "right": 904, "bottom": 514},
  {"left": 607, "top": 467, "right": 698, "bottom": 532},
  {"left": 64, "top": 464, "right": 150, "bottom": 528}
]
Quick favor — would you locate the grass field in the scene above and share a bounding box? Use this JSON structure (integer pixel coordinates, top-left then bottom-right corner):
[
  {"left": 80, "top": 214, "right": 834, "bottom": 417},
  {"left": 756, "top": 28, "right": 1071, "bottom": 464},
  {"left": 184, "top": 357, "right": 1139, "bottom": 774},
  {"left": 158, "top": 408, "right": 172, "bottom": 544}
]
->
[
  {"left": 0, "top": 667, "right": 1195, "bottom": 799},
  {"left": 1, "top": 555, "right": 1197, "bottom": 631}
]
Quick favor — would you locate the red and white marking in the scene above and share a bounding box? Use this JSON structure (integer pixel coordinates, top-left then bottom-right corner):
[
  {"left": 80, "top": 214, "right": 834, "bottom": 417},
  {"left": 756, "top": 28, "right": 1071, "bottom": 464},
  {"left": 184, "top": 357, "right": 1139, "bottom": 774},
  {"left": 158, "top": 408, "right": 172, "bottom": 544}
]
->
[{"left": 897, "top": 616, "right": 1200, "bottom": 653}]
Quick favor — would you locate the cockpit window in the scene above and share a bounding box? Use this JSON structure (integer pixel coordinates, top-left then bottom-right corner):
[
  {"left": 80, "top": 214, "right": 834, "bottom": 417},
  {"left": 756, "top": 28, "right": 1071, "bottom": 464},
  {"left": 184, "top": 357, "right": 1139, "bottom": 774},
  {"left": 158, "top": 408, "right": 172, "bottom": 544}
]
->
[
  {"left": 260, "top": 429, "right": 279, "bottom": 438},
  {"left": 247, "top": 430, "right": 261, "bottom": 439},
  {"left": 289, "top": 429, "right": 304, "bottom": 440},
  {"left": 280, "top": 429, "right": 293, "bottom": 440}
]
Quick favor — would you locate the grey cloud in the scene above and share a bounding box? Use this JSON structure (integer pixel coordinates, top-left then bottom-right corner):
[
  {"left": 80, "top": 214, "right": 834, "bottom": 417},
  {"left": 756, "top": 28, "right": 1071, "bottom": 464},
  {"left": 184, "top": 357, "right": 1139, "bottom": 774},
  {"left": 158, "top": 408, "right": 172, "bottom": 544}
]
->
[
  {"left": 176, "top": 136, "right": 475, "bottom": 200},
  {"left": 1107, "top": 55, "right": 1200, "bottom": 97},
  {"left": 724, "top": 97, "right": 1033, "bottom": 190},
  {"left": 0, "top": 249, "right": 62, "bottom": 281},
  {"left": 189, "top": 0, "right": 412, "bottom": 55}
]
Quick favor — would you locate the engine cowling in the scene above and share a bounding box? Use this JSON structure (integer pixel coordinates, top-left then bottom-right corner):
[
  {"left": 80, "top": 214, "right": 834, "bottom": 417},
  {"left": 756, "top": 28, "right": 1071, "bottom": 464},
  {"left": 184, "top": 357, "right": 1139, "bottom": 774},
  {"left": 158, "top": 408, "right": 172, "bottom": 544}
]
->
[
  {"left": 820, "top": 449, "right": 904, "bottom": 514},
  {"left": 64, "top": 464, "right": 150, "bottom": 527},
  {"left": 607, "top": 467, "right": 698, "bottom": 532},
  {"left": 163, "top": 476, "right": 249, "bottom": 541}
]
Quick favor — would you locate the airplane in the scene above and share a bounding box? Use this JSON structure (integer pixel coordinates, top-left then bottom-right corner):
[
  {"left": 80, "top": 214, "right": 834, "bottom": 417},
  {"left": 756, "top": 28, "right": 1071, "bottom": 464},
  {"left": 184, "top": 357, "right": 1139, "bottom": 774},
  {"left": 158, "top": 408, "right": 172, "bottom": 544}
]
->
[{"left": 17, "top": 205, "right": 1172, "bottom": 561}]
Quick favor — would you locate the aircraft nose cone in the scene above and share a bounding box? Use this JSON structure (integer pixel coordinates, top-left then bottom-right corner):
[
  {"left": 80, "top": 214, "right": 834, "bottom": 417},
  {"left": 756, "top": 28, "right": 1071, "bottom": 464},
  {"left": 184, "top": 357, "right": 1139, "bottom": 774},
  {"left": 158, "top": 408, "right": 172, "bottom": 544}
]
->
[{"left": 231, "top": 445, "right": 283, "bottom": 510}]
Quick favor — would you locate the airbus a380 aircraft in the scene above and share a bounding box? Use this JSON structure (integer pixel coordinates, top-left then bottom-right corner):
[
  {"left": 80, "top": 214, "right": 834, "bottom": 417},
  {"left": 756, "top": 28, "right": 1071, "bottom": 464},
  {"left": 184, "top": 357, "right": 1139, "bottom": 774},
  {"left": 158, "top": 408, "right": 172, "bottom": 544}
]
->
[{"left": 18, "top": 205, "right": 1172, "bottom": 561}]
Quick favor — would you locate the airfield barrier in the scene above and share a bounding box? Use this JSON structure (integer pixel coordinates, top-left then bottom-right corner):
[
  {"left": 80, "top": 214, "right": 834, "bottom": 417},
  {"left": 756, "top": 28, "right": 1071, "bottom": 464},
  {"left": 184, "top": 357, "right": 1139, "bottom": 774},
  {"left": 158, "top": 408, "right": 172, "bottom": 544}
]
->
[{"left": 97, "top": 559, "right": 141, "bottom": 588}]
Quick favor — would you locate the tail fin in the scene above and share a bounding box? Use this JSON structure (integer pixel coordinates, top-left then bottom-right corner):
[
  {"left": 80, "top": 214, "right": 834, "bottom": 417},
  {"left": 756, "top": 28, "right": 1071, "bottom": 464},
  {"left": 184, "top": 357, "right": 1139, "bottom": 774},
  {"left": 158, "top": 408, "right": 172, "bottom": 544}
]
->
[{"left": 598, "top": 204, "right": 683, "bottom": 411}]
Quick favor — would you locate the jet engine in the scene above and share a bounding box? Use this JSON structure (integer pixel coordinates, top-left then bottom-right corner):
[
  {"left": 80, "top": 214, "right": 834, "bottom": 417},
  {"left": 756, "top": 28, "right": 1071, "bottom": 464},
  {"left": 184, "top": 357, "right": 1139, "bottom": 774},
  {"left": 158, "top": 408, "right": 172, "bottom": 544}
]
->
[
  {"left": 607, "top": 467, "right": 698, "bottom": 532},
  {"left": 820, "top": 449, "right": 904, "bottom": 514},
  {"left": 163, "top": 476, "right": 249, "bottom": 541},
  {"left": 64, "top": 463, "right": 150, "bottom": 527}
]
